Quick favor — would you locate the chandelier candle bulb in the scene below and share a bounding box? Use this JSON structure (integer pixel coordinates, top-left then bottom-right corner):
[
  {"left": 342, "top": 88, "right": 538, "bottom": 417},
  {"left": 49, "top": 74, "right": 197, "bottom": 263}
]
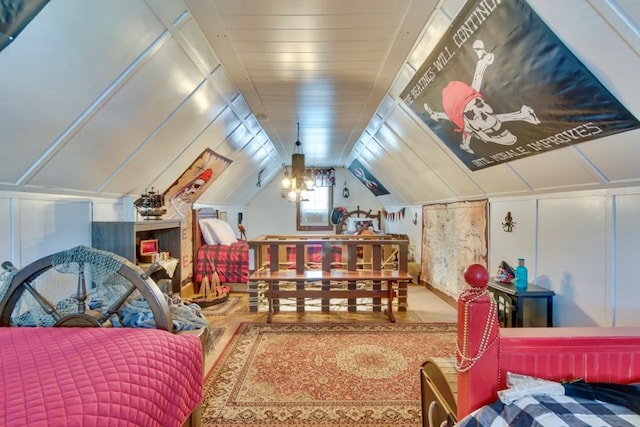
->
[{"left": 515, "top": 258, "right": 528, "bottom": 290}]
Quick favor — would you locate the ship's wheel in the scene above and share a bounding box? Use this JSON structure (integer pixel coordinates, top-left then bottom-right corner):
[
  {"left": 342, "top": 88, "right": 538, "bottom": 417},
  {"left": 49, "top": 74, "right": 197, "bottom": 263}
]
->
[{"left": 0, "top": 246, "right": 172, "bottom": 331}]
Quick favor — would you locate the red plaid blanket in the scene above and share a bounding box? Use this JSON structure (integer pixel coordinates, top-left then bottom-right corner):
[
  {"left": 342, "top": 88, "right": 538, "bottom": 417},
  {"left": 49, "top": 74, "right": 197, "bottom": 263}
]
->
[
  {"left": 267, "top": 244, "right": 344, "bottom": 268},
  {"left": 195, "top": 241, "right": 249, "bottom": 284}
]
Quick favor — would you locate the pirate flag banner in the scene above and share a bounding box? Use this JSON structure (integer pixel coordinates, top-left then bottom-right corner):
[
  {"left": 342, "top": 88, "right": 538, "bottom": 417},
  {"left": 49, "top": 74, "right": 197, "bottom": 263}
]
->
[
  {"left": 162, "top": 148, "right": 232, "bottom": 287},
  {"left": 348, "top": 158, "right": 389, "bottom": 196},
  {"left": 400, "top": 0, "right": 640, "bottom": 171}
]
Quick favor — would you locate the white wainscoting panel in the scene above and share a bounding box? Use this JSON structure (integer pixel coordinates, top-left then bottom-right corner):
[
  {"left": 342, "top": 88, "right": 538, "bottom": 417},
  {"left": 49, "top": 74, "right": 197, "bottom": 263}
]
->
[
  {"left": 614, "top": 193, "right": 640, "bottom": 326},
  {"left": 537, "top": 196, "right": 609, "bottom": 326},
  {"left": 0, "top": 198, "right": 11, "bottom": 264},
  {"left": 488, "top": 199, "right": 537, "bottom": 279},
  {"left": 18, "top": 200, "right": 92, "bottom": 267}
]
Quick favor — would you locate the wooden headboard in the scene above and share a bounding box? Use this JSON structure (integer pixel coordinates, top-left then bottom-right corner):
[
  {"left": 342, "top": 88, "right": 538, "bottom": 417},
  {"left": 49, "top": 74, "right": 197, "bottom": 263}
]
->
[
  {"left": 191, "top": 208, "right": 218, "bottom": 262},
  {"left": 335, "top": 206, "right": 382, "bottom": 234}
]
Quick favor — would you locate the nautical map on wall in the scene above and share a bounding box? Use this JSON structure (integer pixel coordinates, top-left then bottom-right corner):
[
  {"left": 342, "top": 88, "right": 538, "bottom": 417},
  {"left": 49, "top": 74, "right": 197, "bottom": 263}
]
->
[
  {"left": 422, "top": 200, "right": 487, "bottom": 297},
  {"left": 400, "top": 0, "right": 640, "bottom": 171}
]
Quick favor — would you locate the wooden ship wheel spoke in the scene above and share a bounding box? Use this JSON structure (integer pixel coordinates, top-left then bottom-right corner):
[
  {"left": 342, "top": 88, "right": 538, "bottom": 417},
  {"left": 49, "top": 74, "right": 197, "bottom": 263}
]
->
[{"left": 0, "top": 246, "right": 172, "bottom": 331}]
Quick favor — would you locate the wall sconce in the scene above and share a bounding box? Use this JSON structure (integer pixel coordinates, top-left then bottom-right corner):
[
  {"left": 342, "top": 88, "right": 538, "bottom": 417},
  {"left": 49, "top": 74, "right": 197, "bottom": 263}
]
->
[
  {"left": 502, "top": 211, "right": 516, "bottom": 232},
  {"left": 412, "top": 212, "right": 418, "bottom": 225},
  {"left": 342, "top": 181, "right": 350, "bottom": 198}
]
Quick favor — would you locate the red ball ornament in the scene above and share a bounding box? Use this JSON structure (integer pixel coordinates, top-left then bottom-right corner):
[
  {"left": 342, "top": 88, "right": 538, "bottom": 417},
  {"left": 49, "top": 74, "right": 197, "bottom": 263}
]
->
[{"left": 464, "top": 264, "right": 489, "bottom": 288}]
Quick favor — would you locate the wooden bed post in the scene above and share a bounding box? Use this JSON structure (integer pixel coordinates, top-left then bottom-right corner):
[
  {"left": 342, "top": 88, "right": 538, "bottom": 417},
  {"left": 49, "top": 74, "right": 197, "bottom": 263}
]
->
[{"left": 456, "top": 264, "right": 500, "bottom": 419}]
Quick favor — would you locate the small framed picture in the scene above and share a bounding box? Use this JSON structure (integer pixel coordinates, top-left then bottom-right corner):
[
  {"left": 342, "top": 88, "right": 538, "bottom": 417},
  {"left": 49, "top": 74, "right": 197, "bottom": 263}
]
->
[{"left": 219, "top": 211, "right": 228, "bottom": 222}]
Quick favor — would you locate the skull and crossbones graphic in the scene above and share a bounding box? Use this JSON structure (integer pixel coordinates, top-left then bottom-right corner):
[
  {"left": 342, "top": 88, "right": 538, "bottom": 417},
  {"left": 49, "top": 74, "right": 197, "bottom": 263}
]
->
[
  {"left": 423, "top": 40, "right": 540, "bottom": 154},
  {"left": 168, "top": 168, "right": 212, "bottom": 219}
]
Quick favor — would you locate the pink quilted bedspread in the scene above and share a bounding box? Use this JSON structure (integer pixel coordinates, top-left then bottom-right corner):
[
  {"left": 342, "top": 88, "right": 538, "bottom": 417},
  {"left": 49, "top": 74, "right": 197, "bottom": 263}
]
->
[{"left": 1, "top": 327, "right": 203, "bottom": 427}]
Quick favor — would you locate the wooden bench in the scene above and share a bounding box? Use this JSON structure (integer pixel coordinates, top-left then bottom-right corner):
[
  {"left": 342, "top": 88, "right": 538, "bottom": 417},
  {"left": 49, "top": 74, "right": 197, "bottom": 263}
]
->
[
  {"left": 248, "top": 235, "right": 411, "bottom": 317},
  {"left": 249, "top": 269, "right": 412, "bottom": 322}
]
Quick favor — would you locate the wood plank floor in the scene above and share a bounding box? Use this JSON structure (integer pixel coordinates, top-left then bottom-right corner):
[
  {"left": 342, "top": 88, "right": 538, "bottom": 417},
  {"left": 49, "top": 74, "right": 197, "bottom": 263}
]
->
[{"left": 202, "top": 284, "right": 457, "bottom": 374}]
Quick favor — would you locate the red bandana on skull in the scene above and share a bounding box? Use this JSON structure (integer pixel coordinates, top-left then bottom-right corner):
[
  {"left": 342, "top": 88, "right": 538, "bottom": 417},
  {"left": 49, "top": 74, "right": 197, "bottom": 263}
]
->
[{"left": 441, "top": 80, "right": 483, "bottom": 136}]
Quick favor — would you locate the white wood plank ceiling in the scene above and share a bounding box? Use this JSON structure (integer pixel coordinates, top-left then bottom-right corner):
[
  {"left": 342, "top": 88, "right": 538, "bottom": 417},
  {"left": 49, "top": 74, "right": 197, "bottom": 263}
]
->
[{"left": 0, "top": 0, "right": 639, "bottom": 206}]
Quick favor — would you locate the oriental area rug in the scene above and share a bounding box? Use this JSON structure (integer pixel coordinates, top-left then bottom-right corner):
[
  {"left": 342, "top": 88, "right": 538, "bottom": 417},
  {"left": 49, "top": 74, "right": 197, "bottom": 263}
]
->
[{"left": 201, "top": 322, "right": 457, "bottom": 426}]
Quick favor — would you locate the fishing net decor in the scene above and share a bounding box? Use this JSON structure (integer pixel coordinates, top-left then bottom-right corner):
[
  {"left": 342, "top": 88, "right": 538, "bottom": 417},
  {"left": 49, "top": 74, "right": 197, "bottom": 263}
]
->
[{"left": 1, "top": 246, "right": 214, "bottom": 350}]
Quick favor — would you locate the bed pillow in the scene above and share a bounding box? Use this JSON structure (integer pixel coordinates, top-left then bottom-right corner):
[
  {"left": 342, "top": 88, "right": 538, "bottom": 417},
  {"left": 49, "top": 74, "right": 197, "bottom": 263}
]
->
[
  {"left": 199, "top": 218, "right": 238, "bottom": 245},
  {"left": 348, "top": 217, "right": 380, "bottom": 232}
]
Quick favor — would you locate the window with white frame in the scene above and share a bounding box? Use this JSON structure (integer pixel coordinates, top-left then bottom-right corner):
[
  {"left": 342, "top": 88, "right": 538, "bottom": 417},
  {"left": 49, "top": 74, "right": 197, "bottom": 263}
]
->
[{"left": 296, "top": 186, "right": 333, "bottom": 231}]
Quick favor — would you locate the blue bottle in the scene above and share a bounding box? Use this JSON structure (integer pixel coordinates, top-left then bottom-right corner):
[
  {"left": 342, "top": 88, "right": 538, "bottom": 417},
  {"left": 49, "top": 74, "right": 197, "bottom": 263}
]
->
[{"left": 515, "top": 258, "right": 528, "bottom": 290}]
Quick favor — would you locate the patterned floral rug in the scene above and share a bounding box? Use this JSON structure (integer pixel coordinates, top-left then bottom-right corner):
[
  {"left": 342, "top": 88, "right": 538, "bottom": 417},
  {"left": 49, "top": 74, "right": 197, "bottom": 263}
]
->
[
  {"left": 205, "top": 326, "right": 226, "bottom": 350},
  {"left": 201, "top": 322, "right": 457, "bottom": 426}
]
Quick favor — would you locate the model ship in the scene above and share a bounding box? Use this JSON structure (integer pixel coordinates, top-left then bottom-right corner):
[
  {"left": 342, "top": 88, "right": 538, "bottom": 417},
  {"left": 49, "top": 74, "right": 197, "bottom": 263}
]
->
[
  {"left": 191, "top": 272, "right": 230, "bottom": 307},
  {"left": 134, "top": 188, "right": 167, "bottom": 220}
]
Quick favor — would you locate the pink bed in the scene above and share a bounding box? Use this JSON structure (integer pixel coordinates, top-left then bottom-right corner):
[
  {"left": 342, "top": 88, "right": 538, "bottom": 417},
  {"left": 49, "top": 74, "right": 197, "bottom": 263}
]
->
[
  {"left": 1, "top": 327, "right": 202, "bottom": 427},
  {"left": 0, "top": 246, "right": 206, "bottom": 427}
]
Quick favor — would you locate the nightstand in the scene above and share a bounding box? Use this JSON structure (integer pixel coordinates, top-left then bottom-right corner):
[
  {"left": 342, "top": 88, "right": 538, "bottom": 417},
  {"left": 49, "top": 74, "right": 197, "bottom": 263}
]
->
[{"left": 487, "top": 279, "right": 555, "bottom": 327}]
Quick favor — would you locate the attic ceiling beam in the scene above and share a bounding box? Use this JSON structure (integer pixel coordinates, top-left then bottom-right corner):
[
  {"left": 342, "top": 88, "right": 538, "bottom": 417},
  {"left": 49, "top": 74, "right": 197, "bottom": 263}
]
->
[
  {"left": 147, "top": 104, "right": 240, "bottom": 191},
  {"left": 572, "top": 145, "right": 610, "bottom": 184},
  {"left": 95, "top": 77, "right": 209, "bottom": 193},
  {"left": 185, "top": 0, "right": 287, "bottom": 164},
  {"left": 338, "top": 0, "right": 440, "bottom": 164},
  {"left": 145, "top": 1, "right": 219, "bottom": 77},
  {"left": 16, "top": 31, "right": 172, "bottom": 188}
]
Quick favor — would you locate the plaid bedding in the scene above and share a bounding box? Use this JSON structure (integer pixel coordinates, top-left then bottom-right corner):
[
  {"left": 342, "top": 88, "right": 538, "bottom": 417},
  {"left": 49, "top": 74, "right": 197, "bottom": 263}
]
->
[
  {"left": 266, "top": 244, "right": 344, "bottom": 268},
  {"left": 456, "top": 394, "right": 640, "bottom": 426},
  {"left": 195, "top": 241, "right": 249, "bottom": 284}
]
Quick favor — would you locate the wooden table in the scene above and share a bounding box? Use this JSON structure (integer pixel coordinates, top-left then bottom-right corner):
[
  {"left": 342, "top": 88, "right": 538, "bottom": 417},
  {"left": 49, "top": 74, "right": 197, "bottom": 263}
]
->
[
  {"left": 249, "top": 269, "right": 412, "bottom": 323},
  {"left": 487, "top": 279, "right": 555, "bottom": 327}
]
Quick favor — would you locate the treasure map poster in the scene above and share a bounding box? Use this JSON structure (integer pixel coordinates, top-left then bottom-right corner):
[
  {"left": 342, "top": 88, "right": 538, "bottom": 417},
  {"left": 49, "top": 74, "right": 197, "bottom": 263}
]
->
[
  {"left": 400, "top": 0, "right": 640, "bottom": 171},
  {"left": 422, "top": 200, "right": 487, "bottom": 297}
]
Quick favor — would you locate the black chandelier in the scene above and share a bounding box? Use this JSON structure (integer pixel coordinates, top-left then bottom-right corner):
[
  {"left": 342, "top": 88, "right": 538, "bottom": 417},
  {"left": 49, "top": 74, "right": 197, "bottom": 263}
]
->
[{"left": 281, "top": 123, "right": 313, "bottom": 202}]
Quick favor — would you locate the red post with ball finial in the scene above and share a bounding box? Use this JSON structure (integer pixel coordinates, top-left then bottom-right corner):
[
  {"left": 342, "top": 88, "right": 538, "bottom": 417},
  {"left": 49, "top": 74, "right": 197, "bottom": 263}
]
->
[{"left": 456, "top": 264, "right": 501, "bottom": 419}]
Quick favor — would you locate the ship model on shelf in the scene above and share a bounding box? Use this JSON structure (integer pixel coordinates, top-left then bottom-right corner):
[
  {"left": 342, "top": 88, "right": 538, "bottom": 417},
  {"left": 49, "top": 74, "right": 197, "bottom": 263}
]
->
[{"left": 134, "top": 188, "right": 167, "bottom": 220}]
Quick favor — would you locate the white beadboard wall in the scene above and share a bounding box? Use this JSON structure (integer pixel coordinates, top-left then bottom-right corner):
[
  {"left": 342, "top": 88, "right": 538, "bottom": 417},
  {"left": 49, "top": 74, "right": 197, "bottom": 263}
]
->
[
  {"left": 247, "top": 167, "right": 382, "bottom": 238},
  {"left": 0, "top": 191, "right": 123, "bottom": 268},
  {"left": 489, "top": 187, "right": 640, "bottom": 327},
  {"left": 384, "top": 205, "right": 423, "bottom": 261},
  {"left": 2, "top": 185, "right": 640, "bottom": 329},
  {"left": 614, "top": 193, "right": 640, "bottom": 326}
]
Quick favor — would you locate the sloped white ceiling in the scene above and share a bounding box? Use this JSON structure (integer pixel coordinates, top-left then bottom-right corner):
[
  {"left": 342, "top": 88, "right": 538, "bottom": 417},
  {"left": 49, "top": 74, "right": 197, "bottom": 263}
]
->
[{"left": 0, "top": 0, "right": 639, "bottom": 206}]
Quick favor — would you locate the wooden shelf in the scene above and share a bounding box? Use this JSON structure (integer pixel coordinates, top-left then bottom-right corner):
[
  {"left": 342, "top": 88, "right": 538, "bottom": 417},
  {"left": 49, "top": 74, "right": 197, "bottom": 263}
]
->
[{"left": 92, "top": 220, "right": 182, "bottom": 294}]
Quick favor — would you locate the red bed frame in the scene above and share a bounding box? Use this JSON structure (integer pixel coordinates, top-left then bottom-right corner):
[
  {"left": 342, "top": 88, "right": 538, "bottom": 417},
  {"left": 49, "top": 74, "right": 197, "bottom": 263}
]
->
[{"left": 456, "top": 264, "right": 640, "bottom": 420}]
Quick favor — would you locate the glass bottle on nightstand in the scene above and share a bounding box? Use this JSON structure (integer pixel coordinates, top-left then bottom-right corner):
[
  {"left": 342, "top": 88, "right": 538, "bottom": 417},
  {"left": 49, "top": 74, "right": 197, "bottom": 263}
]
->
[{"left": 515, "top": 258, "right": 528, "bottom": 291}]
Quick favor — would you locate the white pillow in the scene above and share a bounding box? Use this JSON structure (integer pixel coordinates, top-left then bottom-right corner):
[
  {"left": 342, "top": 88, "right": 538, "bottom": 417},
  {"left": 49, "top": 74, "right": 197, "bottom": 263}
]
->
[
  {"left": 199, "top": 218, "right": 237, "bottom": 245},
  {"left": 347, "top": 217, "right": 379, "bottom": 232}
]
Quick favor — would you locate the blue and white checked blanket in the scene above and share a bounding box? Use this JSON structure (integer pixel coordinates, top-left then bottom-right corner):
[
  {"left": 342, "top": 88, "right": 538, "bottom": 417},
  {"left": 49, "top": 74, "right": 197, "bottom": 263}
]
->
[{"left": 456, "top": 394, "right": 640, "bottom": 426}]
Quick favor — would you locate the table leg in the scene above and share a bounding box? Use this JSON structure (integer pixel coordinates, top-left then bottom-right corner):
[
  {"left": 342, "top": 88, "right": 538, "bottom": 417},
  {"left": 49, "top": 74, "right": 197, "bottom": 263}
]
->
[
  {"left": 546, "top": 296, "right": 553, "bottom": 327},
  {"left": 516, "top": 296, "right": 524, "bottom": 327},
  {"left": 386, "top": 281, "right": 396, "bottom": 323},
  {"left": 267, "top": 282, "right": 273, "bottom": 323}
]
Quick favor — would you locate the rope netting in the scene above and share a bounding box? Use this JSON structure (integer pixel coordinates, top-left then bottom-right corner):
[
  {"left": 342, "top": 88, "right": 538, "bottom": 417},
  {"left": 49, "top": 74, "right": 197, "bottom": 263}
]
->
[{"left": 1, "top": 246, "right": 213, "bottom": 350}]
